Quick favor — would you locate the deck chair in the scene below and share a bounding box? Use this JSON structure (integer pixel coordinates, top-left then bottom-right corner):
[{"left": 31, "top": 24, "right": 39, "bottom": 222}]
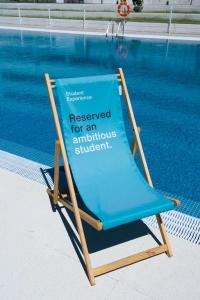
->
[{"left": 45, "top": 68, "right": 180, "bottom": 286}]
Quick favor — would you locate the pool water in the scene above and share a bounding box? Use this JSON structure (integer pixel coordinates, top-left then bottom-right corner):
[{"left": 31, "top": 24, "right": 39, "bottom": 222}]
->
[{"left": 0, "top": 29, "right": 200, "bottom": 217}]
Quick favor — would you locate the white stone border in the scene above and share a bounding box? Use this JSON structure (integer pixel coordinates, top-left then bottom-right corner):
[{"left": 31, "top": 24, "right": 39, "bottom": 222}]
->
[{"left": 0, "top": 25, "right": 200, "bottom": 41}]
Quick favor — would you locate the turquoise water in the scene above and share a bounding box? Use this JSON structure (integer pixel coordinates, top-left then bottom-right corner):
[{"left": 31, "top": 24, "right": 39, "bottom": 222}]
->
[{"left": 0, "top": 29, "right": 200, "bottom": 217}]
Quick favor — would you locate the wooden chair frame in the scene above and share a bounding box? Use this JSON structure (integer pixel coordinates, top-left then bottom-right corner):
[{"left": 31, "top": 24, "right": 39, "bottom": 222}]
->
[{"left": 45, "top": 68, "right": 180, "bottom": 286}]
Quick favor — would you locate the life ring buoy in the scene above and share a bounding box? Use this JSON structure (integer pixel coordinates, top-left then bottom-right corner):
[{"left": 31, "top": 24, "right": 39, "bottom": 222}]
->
[{"left": 117, "top": 2, "right": 131, "bottom": 17}]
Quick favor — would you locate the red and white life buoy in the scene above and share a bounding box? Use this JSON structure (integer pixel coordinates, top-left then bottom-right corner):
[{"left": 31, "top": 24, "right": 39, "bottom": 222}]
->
[{"left": 117, "top": 2, "right": 131, "bottom": 17}]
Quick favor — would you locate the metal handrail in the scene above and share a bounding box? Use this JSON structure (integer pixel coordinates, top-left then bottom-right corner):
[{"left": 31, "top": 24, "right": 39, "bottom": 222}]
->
[
  {"left": 106, "top": 21, "right": 125, "bottom": 37},
  {"left": 116, "top": 21, "right": 125, "bottom": 37},
  {"left": 105, "top": 22, "right": 111, "bottom": 37},
  {"left": 116, "top": 21, "right": 122, "bottom": 37},
  {"left": 168, "top": 6, "right": 173, "bottom": 34}
]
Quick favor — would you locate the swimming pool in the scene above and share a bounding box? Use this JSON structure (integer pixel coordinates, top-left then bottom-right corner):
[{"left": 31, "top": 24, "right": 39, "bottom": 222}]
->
[{"left": 0, "top": 29, "right": 200, "bottom": 220}]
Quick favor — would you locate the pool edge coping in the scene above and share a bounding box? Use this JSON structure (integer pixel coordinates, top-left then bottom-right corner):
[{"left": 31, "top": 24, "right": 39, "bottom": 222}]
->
[{"left": 0, "top": 25, "right": 200, "bottom": 41}]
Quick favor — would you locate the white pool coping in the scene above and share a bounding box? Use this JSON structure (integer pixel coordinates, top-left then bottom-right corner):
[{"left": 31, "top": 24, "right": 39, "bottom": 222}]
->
[{"left": 1, "top": 25, "right": 200, "bottom": 41}]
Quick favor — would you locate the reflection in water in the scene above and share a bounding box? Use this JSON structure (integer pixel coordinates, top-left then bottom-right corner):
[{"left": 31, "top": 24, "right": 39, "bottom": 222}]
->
[
  {"left": 165, "top": 39, "right": 169, "bottom": 58},
  {"left": 116, "top": 42, "right": 129, "bottom": 60},
  {"left": 20, "top": 30, "right": 24, "bottom": 47}
]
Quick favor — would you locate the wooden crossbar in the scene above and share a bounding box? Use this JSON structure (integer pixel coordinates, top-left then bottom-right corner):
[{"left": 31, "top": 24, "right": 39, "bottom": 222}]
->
[
  {"left": 47, "top": 188, "right": 102, "bottom": 231},
  {"left": 94, "top": 245, "right": 167, "bottom": 276},
  {"left": 50, "top": 77, "right": 122, "bottom": 89},
  {"left": 165, "top": 196, "right": 181, "bottom": 207}
]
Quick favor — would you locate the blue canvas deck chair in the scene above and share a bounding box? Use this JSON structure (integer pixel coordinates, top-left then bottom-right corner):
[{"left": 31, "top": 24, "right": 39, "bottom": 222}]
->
[{"left": 45, "top": 68, "right": 180, "bottom": 286}]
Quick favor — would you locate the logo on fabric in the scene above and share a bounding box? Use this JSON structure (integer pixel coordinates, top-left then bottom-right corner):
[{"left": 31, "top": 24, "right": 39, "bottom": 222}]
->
[{"left": 65, "top": 90, "right": 92, "bottom": 102}]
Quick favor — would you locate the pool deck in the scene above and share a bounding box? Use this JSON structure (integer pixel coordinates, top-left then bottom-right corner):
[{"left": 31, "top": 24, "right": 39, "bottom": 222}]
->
[
  {"left": 0, "top": 167, "right": 199, "bottom": 300},
  {"left": 1, "top": 24, "right": 200, "bottom": 42}
]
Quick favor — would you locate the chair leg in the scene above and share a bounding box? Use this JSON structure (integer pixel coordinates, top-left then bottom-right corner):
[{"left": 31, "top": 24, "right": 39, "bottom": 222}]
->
[
  {"left": 52, "top": 140, "right": 172, "bottom": 284},
  {"left": 156, "top": 214, "right": 173, "bottom": 257},
  {"left": 77, "top": 222, "right": 96, "bottom": 286},
  {"left": 53, "top": 140, "right": 60, "bottom": 205},
  {"left": 53, "top": 140, "right": 95, "bottom": 285},
  {"left": 131, "top": 127, "right": 141, "bottom": 156}
]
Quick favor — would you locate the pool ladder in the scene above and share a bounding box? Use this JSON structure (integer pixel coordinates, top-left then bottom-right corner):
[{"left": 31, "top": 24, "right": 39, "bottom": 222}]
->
[{"left": 106, "top": 21, "right": 125, "bottom": 37}]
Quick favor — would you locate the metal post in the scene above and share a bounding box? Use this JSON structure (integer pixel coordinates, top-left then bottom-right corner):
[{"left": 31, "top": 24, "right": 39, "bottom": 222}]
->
[
  {"left": 168, "top": 5, "right": 173, "bottom": 34},
  {"left": 48, "top": 8, "right": 51, "bottom": 26},
  {"left": 18, "top": 7, "right": 22, "bottom": 25},
  {"left": 116, "top": 22, "right": 120, "bottom": 37},
  {"left": 106, "top": 22, "right": 110, "bottom": 37},
  {"left": 83, "top": 7, "right": 86, "bottom": 30},
  {"left": 112, "top": 21, "right": 114, "bottom": 36}
]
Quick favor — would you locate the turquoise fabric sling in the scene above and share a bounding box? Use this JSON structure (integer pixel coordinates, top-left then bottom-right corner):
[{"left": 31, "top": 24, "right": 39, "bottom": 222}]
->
[{"left": 56, "top": 74, "right": 175, "bottom": 230}]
